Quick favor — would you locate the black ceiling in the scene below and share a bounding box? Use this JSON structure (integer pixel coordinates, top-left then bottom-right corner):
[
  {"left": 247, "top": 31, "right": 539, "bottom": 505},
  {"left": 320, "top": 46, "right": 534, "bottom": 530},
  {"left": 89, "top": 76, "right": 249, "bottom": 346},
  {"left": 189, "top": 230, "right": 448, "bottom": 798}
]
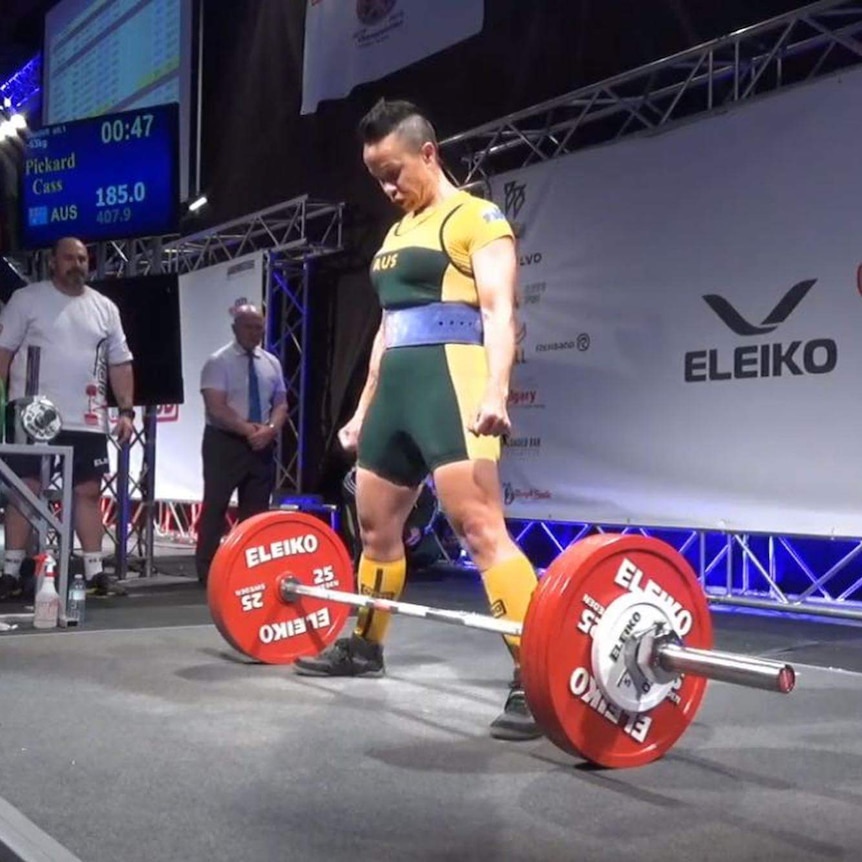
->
[
  {"left": 0, "top": 1, "right": 816, "bottom": 86},
  {"left": 0, "top": 0, "right": 54, "bottom": 80}
]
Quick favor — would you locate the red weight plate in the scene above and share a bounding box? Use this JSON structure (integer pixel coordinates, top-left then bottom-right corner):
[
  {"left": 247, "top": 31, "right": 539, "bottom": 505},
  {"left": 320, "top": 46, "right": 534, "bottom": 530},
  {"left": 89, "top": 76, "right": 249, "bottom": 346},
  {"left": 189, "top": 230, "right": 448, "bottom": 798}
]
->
[
  {"left": 522, "top": 535, "right": 623, "bottom": 757},
  {"left": 207, "top": 510, "right": 355, "bottom": 664},
  {"left": 522, "top": 534, "right": 713, "bottom": 768}
]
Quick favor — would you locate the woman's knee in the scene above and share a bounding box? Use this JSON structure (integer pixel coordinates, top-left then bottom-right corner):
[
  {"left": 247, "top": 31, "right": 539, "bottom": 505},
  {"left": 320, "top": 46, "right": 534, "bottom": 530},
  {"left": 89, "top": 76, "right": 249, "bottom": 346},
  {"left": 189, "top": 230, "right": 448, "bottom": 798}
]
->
[
  {"left": 449, "top": 506, "right": 509, "bottom": 562},
  {"left": 357, "top": 510, "right": 400, "bottom": 549}
]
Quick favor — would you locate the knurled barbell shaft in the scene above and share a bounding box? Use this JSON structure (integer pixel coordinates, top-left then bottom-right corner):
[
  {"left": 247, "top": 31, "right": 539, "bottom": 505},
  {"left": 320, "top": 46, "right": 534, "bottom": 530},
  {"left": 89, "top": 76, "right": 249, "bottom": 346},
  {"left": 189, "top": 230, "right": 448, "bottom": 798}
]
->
[
  {"left": 281, "top": 579, "right": 522, "bottom": 637},
  {"left": 280, "top": 579, "right": 795, "bottom": 694}
]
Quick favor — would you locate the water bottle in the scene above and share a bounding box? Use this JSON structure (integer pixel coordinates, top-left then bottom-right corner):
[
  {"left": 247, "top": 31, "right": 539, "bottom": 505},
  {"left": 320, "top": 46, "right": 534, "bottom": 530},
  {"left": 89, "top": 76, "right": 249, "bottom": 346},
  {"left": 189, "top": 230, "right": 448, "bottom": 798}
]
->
[
  {"left": 67, "top": 574, "right": 86, "bottom": 626},
  {"left": 33, "top": 570, "right": 60, "bottom": 630}
]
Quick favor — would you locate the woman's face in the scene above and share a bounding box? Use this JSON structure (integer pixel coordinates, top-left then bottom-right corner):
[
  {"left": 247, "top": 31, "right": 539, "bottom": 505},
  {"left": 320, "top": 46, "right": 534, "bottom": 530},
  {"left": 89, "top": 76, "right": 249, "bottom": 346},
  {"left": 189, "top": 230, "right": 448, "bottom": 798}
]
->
[{"left": 363, "top": 132, "right": 437, "bottom": 213}]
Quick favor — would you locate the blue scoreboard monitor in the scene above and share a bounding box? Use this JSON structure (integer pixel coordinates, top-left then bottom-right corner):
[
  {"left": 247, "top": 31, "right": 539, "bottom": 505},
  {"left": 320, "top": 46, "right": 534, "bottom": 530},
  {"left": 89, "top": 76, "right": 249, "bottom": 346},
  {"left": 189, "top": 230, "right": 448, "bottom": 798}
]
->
[{"left": 20, "top": 103, "right": 179, "bottom": 249}]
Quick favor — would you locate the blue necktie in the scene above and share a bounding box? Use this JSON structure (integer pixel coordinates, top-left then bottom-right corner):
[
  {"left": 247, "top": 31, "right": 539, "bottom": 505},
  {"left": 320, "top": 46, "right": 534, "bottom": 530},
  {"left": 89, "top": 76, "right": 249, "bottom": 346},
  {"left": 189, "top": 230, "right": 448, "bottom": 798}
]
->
[{"left": 247, "top": 350, "right": 262, "bottom": 423}]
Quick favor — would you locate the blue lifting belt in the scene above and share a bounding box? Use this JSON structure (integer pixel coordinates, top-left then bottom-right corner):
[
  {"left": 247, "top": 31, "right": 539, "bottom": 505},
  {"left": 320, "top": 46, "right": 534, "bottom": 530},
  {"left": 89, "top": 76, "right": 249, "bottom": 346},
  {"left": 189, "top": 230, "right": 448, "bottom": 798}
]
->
[{"left": 383, "top": 303, "right": 484, "bottom": 348}]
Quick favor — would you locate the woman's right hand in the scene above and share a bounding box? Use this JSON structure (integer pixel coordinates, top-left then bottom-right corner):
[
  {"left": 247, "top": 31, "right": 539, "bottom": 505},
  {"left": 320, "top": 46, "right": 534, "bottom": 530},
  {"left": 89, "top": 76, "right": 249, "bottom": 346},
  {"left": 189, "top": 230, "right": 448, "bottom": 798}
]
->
[{"left": 337, "top": 414, "right": 363, "bottom": 453}]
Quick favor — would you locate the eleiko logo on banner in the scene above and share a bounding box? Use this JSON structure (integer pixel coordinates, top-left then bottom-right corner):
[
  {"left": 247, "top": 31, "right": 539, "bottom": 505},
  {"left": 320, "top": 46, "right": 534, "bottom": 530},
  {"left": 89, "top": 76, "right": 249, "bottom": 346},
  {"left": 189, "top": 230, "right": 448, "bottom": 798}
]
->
[
  {"left": 685, "top": 279, "right": 838, "bottom": 382},
  {"left": 703, "top": 279, "right": 815, "bottom": 335}
]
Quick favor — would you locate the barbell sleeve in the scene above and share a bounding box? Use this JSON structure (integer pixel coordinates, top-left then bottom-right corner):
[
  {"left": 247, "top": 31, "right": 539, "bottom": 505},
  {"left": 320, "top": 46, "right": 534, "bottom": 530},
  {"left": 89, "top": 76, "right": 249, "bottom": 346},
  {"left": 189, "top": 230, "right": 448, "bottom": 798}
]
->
[{"left": 654, "top": 641, "right": 796, "bottom": 694}]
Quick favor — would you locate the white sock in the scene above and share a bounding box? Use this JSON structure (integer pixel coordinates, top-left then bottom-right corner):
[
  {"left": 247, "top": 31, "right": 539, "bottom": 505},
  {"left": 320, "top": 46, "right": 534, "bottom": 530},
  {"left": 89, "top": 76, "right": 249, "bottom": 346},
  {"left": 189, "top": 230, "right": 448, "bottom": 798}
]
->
[
  {"left": 3, "top": 550, "right": 26, "bottom": 579},
  {"left": 83, "top": 553, "right": 104, "bottom": 582}
]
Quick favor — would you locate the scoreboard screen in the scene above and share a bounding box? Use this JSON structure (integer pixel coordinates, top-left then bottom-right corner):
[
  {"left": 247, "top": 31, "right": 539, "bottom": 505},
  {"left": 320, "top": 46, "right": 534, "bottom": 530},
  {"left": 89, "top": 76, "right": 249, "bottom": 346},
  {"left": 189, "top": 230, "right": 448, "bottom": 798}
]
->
[{"left": 20, "top": 103, "right": 179, "bottom": 248}]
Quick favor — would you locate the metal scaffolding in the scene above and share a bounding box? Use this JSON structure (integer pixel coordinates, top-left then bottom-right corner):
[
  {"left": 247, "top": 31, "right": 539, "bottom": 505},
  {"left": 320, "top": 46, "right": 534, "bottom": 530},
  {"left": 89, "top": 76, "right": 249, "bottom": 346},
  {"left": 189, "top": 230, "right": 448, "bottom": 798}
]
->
[
  {"left": 441, "top": 0, "right": 862, "bottom": 185},
  {"left": 439, "top": 0, "right": 862, "bottom": 619},
  {"left": 3, "top": 194, "right": 344, "bottom": 575}
]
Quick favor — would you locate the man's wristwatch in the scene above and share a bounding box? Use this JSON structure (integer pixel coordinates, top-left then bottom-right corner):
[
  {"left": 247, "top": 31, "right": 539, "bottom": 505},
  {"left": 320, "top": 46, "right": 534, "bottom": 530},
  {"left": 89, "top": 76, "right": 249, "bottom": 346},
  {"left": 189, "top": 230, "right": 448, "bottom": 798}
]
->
[{"left": 118, "top": 408, "right": 135, "bottom": 420}]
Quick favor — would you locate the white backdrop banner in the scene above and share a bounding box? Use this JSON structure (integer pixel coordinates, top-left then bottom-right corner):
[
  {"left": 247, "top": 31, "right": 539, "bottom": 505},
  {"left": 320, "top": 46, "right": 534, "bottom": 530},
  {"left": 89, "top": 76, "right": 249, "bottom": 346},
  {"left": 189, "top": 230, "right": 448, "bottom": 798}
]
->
[
  {"left": 111, "top": 253, "right": 264, "bottom": 501},
  {"left": 493, "top": 67, "right": 862, "bottom": 537},
  {"left": 301, "top": 0, "right": 483, "bottom": 114}
]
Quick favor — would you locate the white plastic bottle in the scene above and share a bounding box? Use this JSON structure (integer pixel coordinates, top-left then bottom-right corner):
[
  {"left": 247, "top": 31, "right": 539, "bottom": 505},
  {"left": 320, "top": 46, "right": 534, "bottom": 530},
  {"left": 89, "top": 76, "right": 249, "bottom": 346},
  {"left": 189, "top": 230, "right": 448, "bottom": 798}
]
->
[{"left": 33, "top": 567, "right": 60, "bottom": 630}]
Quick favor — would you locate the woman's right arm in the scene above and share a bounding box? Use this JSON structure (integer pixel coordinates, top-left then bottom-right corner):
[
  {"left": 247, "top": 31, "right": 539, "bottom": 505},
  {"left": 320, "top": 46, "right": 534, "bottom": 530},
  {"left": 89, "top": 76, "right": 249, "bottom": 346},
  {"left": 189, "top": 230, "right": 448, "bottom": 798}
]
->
[{"left": 353, "top": 319, "right": 385, "bottom": 422}]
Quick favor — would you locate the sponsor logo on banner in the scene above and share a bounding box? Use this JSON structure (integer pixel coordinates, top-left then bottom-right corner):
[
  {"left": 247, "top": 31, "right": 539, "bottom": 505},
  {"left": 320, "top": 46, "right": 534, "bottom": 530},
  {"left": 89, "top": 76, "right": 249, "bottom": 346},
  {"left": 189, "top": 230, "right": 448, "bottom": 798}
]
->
[
  {"left": 356, "top": 0, "right": 397, "bottom": 26},
  {"left": 508, "top": 387, "right": 544, "bottom": 409},
  {"left": 519, "top": 252, "right": 543, "bottom": 267},
  {"left": 502, "top": 482, "right": 552, "bottom": 505},
  {"left": 500, "top": 178, "right": 544, "bottom": 265},
  {"left": 108, "top": 404, "right": 179, "bottom": 424},
  {"left": 521, "top": 281, "right": 546, "bottom": 306},
  {"left": 685, "top": 279, "right": 838, "bottom": 382},
  {"left": 535, "top": 335, "right": 590, "bottom": 353},
  {"left": 514, "top": 320, "right": 527, "bottom": 365},
  {"left": 503, "top": 180, "right": 527, "bottom": 238},
  {"left": 156, "top": 404, "right": 180, "bottom": 422},
  {"left": 502, "top": 435, "right": 542, "bottom": 457},
  {"left": 354, "top": 0, "right": 404, "bottom": 46}
]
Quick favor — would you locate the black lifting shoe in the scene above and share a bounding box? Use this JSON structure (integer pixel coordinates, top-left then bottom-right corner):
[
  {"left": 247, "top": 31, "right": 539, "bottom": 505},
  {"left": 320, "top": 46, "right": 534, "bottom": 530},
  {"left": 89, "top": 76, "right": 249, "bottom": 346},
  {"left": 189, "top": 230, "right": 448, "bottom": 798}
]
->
[
  {"left": 489, "top": 672, "right": 543, "bottom": 741},
  {"left": 294, "top": 634, "right": 385, "bottom": 677}
]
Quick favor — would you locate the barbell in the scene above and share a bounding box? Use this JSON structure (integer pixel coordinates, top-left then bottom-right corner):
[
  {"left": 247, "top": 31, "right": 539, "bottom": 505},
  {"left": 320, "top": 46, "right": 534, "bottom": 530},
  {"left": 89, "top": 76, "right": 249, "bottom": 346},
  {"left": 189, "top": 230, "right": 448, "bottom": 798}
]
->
[{"left": 206, "top": 510, "right": 796, "bottom": 769}]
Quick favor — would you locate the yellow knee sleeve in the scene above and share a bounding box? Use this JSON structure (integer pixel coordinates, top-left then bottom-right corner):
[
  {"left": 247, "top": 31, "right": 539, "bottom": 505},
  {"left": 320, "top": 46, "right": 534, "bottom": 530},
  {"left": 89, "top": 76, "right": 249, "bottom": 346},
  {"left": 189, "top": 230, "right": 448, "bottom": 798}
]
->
[
  {"left": 353, "top": 555, "right": 407, "bottom": 644},
  {"left": 480, "top": 553, "right": 539, "bottom": 664}
]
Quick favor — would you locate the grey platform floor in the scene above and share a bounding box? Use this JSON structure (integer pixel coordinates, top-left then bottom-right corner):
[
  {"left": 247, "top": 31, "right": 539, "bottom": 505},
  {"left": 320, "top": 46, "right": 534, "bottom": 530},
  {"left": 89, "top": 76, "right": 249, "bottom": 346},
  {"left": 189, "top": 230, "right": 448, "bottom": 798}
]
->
[{"left": 1, "top": 565, "right": 862, "bottom": 861}]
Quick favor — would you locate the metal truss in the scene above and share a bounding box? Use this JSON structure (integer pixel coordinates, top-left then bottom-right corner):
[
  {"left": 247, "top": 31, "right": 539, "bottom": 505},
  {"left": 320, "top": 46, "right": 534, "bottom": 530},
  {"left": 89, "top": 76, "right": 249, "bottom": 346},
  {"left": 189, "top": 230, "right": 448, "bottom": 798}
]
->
[
  {"left": 91, "top": 196, "right": 343, "bottom": 277},
  {"left": 440, "top": 0, "right": 862, "bottom": 184},
  {"left": 265, "top": 258, "right": 309, "bottom": 493},
  {"left": 509, "top": 520, "right": 862, "bottom": 621},
  {"left": 0, "top": 54, "right": 41, "bottom": 111},
  {"left": 3, "top": 196, "right": 344, "bottom": 573},
  {"left": 100, "top": 412, "right": 158, "bottom": 578}
]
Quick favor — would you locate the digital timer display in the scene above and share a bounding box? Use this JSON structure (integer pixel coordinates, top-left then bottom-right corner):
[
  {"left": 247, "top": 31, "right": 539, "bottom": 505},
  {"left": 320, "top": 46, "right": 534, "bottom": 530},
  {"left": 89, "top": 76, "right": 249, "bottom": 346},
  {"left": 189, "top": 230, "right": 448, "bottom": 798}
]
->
[{"left": 20, "top": 103, "right": 179, "bottom": 249}]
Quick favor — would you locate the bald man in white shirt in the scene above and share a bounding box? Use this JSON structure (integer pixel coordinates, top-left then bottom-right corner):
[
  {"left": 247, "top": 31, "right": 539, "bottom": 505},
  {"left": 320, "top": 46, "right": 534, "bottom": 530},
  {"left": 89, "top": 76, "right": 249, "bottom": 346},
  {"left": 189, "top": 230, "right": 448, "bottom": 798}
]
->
[{"left": 0, "top": 237, "right": 135, "bottom": 598}]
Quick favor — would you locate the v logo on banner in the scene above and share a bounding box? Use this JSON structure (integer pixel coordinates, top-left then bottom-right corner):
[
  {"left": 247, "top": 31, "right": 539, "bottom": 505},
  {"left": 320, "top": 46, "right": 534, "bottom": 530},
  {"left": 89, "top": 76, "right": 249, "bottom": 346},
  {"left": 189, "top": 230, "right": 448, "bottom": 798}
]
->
[{"left": 703, "top": 279, "right": 817, "bottom": 336}]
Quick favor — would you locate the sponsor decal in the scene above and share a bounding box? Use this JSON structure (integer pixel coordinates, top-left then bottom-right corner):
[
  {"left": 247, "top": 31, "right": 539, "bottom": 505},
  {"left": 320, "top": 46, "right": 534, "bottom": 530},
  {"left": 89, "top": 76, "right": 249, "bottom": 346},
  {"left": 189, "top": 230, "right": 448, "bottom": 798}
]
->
[
  {"left": 354, "top": 0, "right": 404, "bottom": 47},
  {"left": 357, "top": 0, "right": 397, "bottom": 27},
  {"left": 521, "top": 281, "right": 546, "bottom": 306},
  {"left": 502, "top": 482, "right": 552, "bottom": 505},
  {"left": 513, "top": 321, "right": 527, "bottom": 365},
  {"left": 507, "top": 388, "right": 544, "bottom": 409},
  {"left": 490, "top": 599, "right": 507, "bottom": 618},
  {"left": 108, "top": 404, "right": 178, "bottom": 424},
  {"left": 481, "top": 204, "right": 506, "bottom": 224},
  {"left": 536, "top": 339, "right": 574, "bottom": 353},
  {"left": 502, "top": 435, "right": 542, "bottom": 457}
]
